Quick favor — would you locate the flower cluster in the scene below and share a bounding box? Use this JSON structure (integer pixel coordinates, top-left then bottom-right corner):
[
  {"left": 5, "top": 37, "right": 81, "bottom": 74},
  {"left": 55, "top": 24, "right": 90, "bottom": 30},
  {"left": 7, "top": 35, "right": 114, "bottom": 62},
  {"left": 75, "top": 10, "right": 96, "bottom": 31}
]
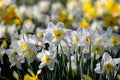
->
[{"left": 0, "top": 0, "right": 120, "bottom": 80}]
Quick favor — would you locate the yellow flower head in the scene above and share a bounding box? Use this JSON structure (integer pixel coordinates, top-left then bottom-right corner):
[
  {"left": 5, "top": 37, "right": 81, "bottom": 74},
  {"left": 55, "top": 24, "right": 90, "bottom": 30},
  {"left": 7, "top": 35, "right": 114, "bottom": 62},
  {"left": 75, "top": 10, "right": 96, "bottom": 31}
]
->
[
  {"left": 24, "top": 69, "right": 41, "bottom": 80},
  {"left": 84, "top": 7, "right": 96, "bottom": 20},
  {"left": 110, "top": 4, "right": 120, "bottom": 16},
  {"left": 79, "top": 19, "right": 89, "bottom": 28},
  {"left": 58, "top": 11, "right": 72, "bottom": 28},
  {"left": 2, "top": 5, "right": 17, "bottom": 24},
  {"left": 105, "top": 0, "right": 115, "bottom": 11},
  {"left": 82, "top": 1, "right": 92, "bottom": 12},
  {"left": 53, "top": 28, "right": 64, "bottom": 40}
]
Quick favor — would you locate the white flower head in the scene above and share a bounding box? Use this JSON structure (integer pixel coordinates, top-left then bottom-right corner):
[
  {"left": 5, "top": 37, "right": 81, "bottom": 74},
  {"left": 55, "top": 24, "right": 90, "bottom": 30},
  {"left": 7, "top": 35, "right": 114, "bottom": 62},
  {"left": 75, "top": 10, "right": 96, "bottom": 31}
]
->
[
  {"left": 37, "top": 50, "right": 58, "bottom": 70},
  {"left": 95, "top": 52, "right": 120, "bottom": 78}
]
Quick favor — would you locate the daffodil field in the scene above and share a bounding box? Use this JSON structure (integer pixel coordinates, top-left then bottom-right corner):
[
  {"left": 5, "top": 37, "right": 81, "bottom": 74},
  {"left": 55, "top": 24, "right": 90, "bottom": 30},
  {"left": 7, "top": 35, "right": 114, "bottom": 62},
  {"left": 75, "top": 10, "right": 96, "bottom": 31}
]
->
[{"left": 0, "top": 0, "right": 120, "bottom": 80}]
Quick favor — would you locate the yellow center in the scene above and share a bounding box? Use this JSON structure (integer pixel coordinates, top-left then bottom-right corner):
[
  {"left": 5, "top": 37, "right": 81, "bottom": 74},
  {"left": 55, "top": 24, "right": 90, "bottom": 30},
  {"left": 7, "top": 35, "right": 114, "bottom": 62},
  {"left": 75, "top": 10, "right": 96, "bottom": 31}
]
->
[
  {"left": 37, "top": 32, "right": 44, "bottom": 40},
  {"left": 19, "top": 42, "right": 29, "bottom": 51},
  {"left": 25, "top": 49, "right": 35, "bottom": 59},
  {"left": 42, "top": 54, "right": 51, "bottom": 64},
  {"left": 73, "top": 35, "right": 79, "bottom": 44},
  {"left": 84, "top": 36, "right": 91, "bottom": 43},
  {"left": 104, "top": 63, "right": 114, "bottom": 73},
  {"left": 92, "top": 45, "right": 103, "bottom": 55},
  {"left": 110, "top": 37, "right": 120, "bottom": 46},
  {"left": 12, "top": 51, "right": 18, "bottom": 56},
  {"left": 53, "top": 28, "right": 64, "bottom": 40}
]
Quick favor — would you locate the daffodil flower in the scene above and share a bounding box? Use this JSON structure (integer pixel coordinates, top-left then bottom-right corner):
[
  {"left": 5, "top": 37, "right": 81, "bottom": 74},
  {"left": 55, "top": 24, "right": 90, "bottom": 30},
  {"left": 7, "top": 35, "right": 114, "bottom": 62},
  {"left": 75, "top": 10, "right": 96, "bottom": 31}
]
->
[
  {"left": 37, "top": 50, "right": 58, "bottom": 70},
  {"left": 94, "top": 52, "right": 120, "bottom": 79}
]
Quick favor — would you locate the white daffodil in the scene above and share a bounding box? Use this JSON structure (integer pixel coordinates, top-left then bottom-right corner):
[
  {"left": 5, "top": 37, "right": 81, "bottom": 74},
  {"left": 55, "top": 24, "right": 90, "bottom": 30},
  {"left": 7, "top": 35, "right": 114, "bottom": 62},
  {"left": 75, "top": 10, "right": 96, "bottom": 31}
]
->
[
  {"left": 107, "top": 33, "right": 120, "bottom": 54},
  {"left": 91, "top": 44, "right": 104, "bottom": 59},
  {"left": 37, "top": 50, "right": 58, "bottom": 70},
  {"left": 6, "top": 49, "right": 24, "bottom": 69},
  {"left": 21, "top": 19, "right": 35, "bottom": 33},
  {"left": 36, "top": 28, "right": 45, "bottom": 41},
  {"left": 77, "top": 28, "right": 96, "bottom": 54},
  {"left": 25, "top": 34, "right": 45, "bottom": 51},
  {"left": 38, "top": 1, "right": 50, "bottom": 12},
  {"left": 44, "top": 22, "right": 71, "bottom": 45},
  {"left": 6, "top": 25, "right": 19, "bottom": 41},
  {"left": 94, "top": 52, "right": 120, "bottom": 78},
  {"left": 90, "top": 20, "right": 103, "bottom": 32},
  {"left": 10, "top": 34, "right": 38, "bottom": 64}
]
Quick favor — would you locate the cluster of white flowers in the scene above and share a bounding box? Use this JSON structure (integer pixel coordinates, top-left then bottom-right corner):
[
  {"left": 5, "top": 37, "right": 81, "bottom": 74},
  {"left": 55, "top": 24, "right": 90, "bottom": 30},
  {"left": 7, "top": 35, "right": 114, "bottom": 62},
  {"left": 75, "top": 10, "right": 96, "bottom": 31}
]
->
[{"left": 0, "top": 0, "right": 120, "bottom": 79}]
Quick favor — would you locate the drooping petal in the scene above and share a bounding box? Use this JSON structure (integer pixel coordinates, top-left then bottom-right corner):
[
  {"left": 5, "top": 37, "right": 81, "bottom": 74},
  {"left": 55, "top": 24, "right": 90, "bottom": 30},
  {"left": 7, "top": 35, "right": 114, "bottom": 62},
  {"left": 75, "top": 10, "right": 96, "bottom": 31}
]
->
[
  {"left": 113, "top": 58, "right": 120, "bottom": 65},
  {"left": 39, "top": 62, "right": 46, "bottom": 68},
  {"left": 94, "top": 66, "right": 103, "bottom": 74},
  {"left": 47, "top": 62, "right": 54, "bottom": 70},
  {"left": 102, "top": 52, "right": 112, "bottom": 64}
]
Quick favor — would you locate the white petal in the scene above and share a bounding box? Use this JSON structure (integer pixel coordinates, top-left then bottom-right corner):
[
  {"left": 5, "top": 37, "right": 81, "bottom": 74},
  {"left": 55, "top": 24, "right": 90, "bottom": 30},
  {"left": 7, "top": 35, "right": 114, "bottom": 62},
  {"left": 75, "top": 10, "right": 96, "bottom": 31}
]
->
[
  {"left": 47, "top": 62, "right": 54, "bottom": 70},
  {"left": 96, "top": 62, "right": 100, "bottom": 67},
  {"left": 48, "top": 22, "right": 55, "bottom": 29},
  {"left": 94, "top": 66, "right": 103, "bottom": 74},
  {"left": 113, "top": 58, "right": 120, "bottom": 65},
  {"left": 102, "top": 52, "right": 112, "bottom": 63},
  {"left": 39, "top": 62, "right": 45, "bottom": 68},
  {"left": 37, "top": 52, "right": 44, "bottom": 60},
  {"left": 56, "top": 22, "right": 64, "bottom": 28}
]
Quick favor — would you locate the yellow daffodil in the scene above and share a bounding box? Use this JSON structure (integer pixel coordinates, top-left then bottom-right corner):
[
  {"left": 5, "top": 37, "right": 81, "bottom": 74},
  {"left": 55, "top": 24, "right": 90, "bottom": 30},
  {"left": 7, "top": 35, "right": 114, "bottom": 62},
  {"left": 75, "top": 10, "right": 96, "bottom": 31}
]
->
[
  {"left": 79, "top": 19, "right": 89, "bottom": 28},
  {"left": 24, "top": 69, "right": 41, "bottom": 80}
]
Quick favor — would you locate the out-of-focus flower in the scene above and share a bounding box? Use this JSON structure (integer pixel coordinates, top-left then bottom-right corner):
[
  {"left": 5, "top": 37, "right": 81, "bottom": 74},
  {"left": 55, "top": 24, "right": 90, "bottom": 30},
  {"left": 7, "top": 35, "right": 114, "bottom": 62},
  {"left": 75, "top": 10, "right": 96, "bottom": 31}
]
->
[
  {"left": 67, "top": 0, "right": 79, "bottom": 11},
  {"left": 38, "top": 1, "right": 50, "bottom": 12},
  {"left": 0, "top": 24, "right": 6, "bottom": 38},
  {"left": 24, "top": 69, "right": 41, "bottom": 80},
  {"left": 57, "top": 11, "right": 75, "bottom": 28},
  {"left": 110, "top": 4, "right": 120, "bottom": 17},
  {"left": 103, "top": 15, "right": 119, "bottom": 29},
  {"left": 79, "top": 19, "right": 89, "bottom": 28},
  {"left": 117, "top": 74, "right": 120, "bottom": 80},
  {"left": 21, "top": 19, "right": 35, "bottom": 34},
  {"left": 2, "top": 5, "right": 22, "bottom": 25},
  {"left": 92, "top": 44, "right": 104, "bottom": 56}
]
